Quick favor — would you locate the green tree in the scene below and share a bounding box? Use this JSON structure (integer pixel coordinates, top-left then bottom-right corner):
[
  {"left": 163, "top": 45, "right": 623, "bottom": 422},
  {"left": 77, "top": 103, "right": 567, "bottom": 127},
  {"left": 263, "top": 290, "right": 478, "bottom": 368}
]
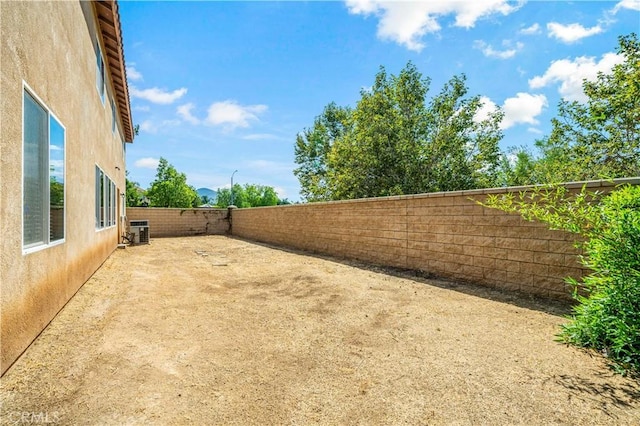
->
[
  {"left": 146, "top": 158, "right": 200, "bottom": 208},
  {"left": 295, "top": 63, "right": 503, "bottom": 201},
  {"left": 422, "top": 74, "right": 503, "bottom": 192},
  {"left": 498, "top": 146, "right": 538, "bottom": 187},
  {"left": 328, "top": 64, "right": 430, "bottom": 199},
  {"left": 215, "top": 185, "right": 235, "bottom": 208},
  {"left": 294, "top": 102, "right": 352, "bottom": 201},
  {"left": 534, "top": 33, "right": 640, "bottom": 182},
  {"left": 216, "top": 183, "right": 280, "bottom": 208},
  {"left": 257, "top": 185, "right": 279, "bottom": 206},
  {"left": 125, "top": 172, "right": 145, "bottom": 207},
  {"left": 216, "top": 184, "right": 246, "bottom": 208},
  {"left": 50, "top": 179, "right": 64, "bottom": 207}
]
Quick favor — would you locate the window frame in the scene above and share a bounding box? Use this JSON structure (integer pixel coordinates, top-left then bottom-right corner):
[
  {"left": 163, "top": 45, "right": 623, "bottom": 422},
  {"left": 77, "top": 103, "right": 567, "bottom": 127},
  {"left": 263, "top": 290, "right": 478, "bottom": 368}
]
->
[
  {"left": 111, "top": 97, "right": 116, "bottom": 134},
  {"left": 96, "top": 40, "right": 105, "bottom": 105},
  {"left": 95, "top": 165, "right": 117, "bottom": 231},
  {"left": 22, "top": 83, "right": 66, "bottom": 254}
]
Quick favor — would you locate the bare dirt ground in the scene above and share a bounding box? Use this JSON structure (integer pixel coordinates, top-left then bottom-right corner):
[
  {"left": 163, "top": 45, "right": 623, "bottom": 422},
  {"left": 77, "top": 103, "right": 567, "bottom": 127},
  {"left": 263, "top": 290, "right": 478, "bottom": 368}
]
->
[{"left": 1, "top": 236, "right": 639, "bottom": 425}]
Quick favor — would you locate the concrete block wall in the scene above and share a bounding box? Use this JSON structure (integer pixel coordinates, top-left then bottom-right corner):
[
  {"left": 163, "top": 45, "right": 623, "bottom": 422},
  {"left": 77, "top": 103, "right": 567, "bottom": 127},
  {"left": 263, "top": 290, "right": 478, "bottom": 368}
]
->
[
  {"left": 403, "top": 192, "right": 583, "bottom": 299},
  {"left": 127, "top": 208, "right": 229, "bottom": 238},
  {"left": 231, "top": 198, "right": 410, "bottom": 269},
  {"left": 231, "top": 179, "right": 638, "bottom": 300}
]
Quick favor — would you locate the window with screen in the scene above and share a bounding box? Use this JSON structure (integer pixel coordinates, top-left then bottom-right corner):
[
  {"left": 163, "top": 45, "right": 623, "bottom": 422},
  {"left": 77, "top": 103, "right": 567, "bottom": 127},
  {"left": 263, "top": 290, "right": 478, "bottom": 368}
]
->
[
  {"left": 23, "top": 88, "right": 65, "bottom": 251},
  {"left": 95, "top": 165, "right": 117, "bottom": 230}
]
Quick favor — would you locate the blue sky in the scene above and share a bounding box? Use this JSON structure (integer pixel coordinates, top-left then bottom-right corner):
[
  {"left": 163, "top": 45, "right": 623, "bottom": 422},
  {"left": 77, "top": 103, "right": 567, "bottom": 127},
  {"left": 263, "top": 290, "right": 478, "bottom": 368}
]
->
[{"left": 119, "top": 0, "right": 639, "bottom": 201}]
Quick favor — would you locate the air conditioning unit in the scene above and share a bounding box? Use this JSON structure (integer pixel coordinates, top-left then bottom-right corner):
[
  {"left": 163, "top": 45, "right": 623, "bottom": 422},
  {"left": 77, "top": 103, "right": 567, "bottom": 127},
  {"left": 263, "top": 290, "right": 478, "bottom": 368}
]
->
[{"left": 129, "top": 220, "right": 150, "bottom": 244}]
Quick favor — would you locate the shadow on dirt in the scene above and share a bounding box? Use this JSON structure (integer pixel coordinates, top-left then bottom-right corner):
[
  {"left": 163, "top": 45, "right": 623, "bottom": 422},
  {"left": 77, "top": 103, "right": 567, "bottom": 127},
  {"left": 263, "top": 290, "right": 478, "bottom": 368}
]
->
[
  {"left": 230, "top": 236, "right": 573, "bottom": 318},
  {"left": 551, "top": 370, "right": 640, "bottom": 409}
]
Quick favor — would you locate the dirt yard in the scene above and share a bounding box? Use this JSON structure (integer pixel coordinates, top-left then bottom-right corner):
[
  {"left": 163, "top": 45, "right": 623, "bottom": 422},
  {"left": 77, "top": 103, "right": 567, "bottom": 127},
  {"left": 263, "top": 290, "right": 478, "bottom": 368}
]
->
[{"left": 1, "top": 236, "right": 638, "bottom": 425}]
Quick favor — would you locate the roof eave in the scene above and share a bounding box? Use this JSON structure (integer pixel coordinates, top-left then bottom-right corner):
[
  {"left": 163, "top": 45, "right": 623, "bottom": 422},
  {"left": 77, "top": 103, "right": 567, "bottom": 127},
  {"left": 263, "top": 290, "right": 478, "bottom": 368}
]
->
[{"left": 93, "top": 0, "right": 134, "bottom": 143}]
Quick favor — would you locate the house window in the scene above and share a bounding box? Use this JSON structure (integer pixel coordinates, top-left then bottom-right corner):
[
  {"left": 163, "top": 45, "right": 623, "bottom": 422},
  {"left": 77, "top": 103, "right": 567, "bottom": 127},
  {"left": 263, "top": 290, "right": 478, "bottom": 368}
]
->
[
  {"left": 106, "top": 179, "right": 112, "bottom": 226},
  {"left": 111, "top": 98, "right": 116, "bottom": 133},
  {"left": 95, "top": 167, "right": 102, "bottom": 227},
  {"left": 96, "top": 41, "right": 105, "bottom": 103},
  {"left": 23, "top": 89, "right": 65, "bottom": 251},
  {"left": 95, "top": 166, "right": 117, "bottom": 229}
]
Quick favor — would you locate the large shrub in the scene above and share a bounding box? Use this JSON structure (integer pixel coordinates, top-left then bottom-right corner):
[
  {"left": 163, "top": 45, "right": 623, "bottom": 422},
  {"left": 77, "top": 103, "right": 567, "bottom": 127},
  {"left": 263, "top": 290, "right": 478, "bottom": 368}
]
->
[{"left": 482, "top": 184, "right": 640, "bottom": 375}]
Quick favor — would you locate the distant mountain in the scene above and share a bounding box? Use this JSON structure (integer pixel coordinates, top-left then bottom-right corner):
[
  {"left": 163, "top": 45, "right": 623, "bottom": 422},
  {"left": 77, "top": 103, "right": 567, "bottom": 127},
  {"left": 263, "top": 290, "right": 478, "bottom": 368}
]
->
[{"left": 196, "top": 187, "right": 218, "bottom": 201}]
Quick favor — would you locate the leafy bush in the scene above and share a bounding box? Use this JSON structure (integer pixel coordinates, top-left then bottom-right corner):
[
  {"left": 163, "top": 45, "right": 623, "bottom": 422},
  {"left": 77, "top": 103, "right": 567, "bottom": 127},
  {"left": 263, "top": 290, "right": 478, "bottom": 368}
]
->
[{"left": 482, "top": 184, "right": 640, "bottom": 375}]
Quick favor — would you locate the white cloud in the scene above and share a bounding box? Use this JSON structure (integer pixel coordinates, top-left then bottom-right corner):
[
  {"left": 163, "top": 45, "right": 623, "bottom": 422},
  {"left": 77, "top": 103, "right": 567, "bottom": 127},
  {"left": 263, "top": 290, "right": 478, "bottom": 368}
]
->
[
  {"left": 452, "top": 1, "right": 518, "bottom": 28},
  {"left": 473, "top": 94, "right": 547, "bottom": 129},
  {"left": 130, "top": 86, "right": 187, "bottom": 104},
  {"left": 133, "top": 105, "right": 150, "bottom": 112},
  {"left": 242, "top": 133, "right": 278, "bottom": 141},
  {"left": 527, "top": 127, "right": 544, "bottom": 134},
  {"left": 345, "top": 0, "right": 519, "bottom": 51},
  {"left": 612, "top": 0, "right": 640, "bottom": 13},
  {"left": 529, "top": 52, "right": 623, "bottom": 102},
  {"left": 474, "top": 40, "right": 523, "bottom": 59},
  {"left": 126, "top": 66, "right": 143, "bottom": 81},
  {"left": 519, "top": 23, "right": 541, "bottom": 35},
  {"left": 474, "top": 96, "right": 498, "bottom": 123},
  {"left": 50, "top": 160, "right": 64, "bottom": 179},
  {"left": 139, "top": 120, "right": 156, "bottom": 133},
  {"left": 138, "top": 119, "right": 180, "bottom": 134},
  {"left": 205, "top": 100, "right": 267, "bottom": 130},
  {"left": 134, "top": 157, "right": 160, "bottom": 169},
  {"left": 163, "top": 119, "right": 181, "bottom": 127},
  {"left": 274, "top": 186, "right": 287, "bottom": 199},
  {"left": 546, "top": 22, "right": 603, "bottom": 43},
  {"left": 177, "top": 103, "right": 201, "bottom": 125},
  {"left": 501, "top": 93, "right": 547, "bottom": 129}
]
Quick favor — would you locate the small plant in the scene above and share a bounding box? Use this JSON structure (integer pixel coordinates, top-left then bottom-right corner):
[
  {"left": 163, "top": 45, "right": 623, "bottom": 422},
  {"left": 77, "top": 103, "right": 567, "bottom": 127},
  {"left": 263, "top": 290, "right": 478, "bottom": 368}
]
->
[{"left": 481, "top": 184, "right": 640, "bottom": 376}]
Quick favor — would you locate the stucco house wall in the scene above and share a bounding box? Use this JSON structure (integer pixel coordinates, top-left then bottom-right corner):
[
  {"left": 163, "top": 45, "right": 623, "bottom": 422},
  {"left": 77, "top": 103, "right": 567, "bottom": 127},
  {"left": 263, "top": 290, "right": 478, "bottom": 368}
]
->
[{"left": 0, "top": 1, "right": 133, "bottom": 375}]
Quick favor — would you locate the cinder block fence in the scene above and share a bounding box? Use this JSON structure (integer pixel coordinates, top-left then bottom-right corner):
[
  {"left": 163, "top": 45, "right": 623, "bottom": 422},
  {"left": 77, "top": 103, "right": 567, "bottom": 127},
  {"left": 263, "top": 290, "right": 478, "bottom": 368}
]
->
[
  {"left": 128, "top": 178, "right": 638, "bottom": 300},
  {"left": 230, "top": 189, "right": 584, "bottom": 300},
  {"left": 127, "top": 207, "right": 228, "bottom": 237}
]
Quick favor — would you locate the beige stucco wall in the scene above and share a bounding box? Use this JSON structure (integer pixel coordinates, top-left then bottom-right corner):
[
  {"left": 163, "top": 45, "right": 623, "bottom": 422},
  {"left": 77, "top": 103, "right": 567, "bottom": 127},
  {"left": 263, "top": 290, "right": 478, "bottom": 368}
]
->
[{"left": 1, "top": 1, "right": 128, "bottom": 375}]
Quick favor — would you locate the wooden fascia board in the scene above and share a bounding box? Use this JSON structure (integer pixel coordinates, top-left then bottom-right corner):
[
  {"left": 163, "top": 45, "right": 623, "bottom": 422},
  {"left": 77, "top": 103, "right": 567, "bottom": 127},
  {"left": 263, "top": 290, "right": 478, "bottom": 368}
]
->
[{"left": 93, "top": 0, "right": 134, "bottom": 142}]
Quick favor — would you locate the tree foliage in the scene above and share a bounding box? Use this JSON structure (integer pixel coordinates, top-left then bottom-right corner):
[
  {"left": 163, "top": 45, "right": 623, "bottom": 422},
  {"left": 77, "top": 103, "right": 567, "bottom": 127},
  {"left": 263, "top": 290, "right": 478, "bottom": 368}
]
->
[
  {"left": 534, "top": 33, "right": 640, "bottom": 183},
  {"left": 294, "top": 103, "right": 351, "bottom": 201},
  {"left": 216, "top": 183, "right": 280, "bottom": 208},
  {"left": 125, "top": 172, "right": 145, "bottom": 207},
  {"left": 294, "top": 62, "right": 503, "bottom": 201},
  {"left": 50, "top": 179, "right": 64, "bottom": 207},
  {"left": 146, "top": 157, "right": 201, "bottom": 208},
  {"left": 482, "top": 184, "right": 640, "bottom": 376},
  {"left": 498, "top": 146, "right": 538, "bottom": 187}
]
